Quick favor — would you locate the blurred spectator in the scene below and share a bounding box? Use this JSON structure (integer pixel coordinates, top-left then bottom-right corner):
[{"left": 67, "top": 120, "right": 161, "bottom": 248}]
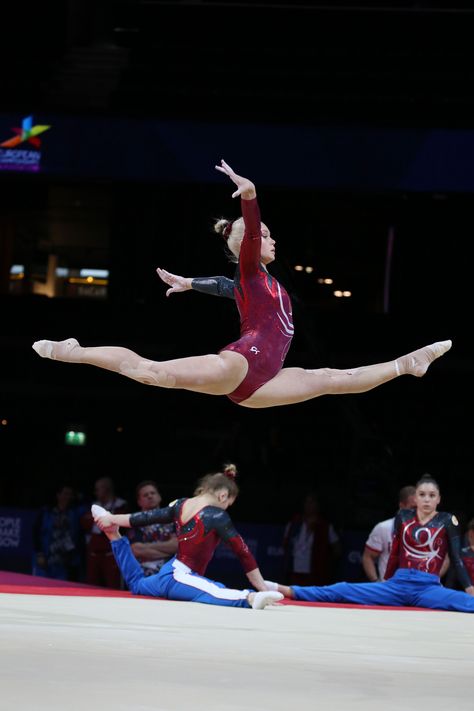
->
[
  {"left": 461, "top": 518, "right": 474, "bottom": 586},
  {"left": 127, "top": 480, "right": 178, "bottom": 576},
  {"left": 283, "top": 492, "right": 341, "bottom": 586},
  {"left": 81, "top": 477, "right": 127, "bottom": 588},
  {"left": 362, "top": 485, "right": 416, "bottom": 582},
  {"left": 33, "top": 484, "right": 84, "bottom": 581}
]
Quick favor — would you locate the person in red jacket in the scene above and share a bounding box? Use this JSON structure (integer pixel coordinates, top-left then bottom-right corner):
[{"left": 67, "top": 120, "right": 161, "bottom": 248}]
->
[
  {"left": 283, "top": 492, "right": 340, "bottom": 586},
  {"left": 81, "top": 477, "right": 127, "bottom": 588},
  {"left": 33, "top": 160, "right": 451, "bottom": 409}
]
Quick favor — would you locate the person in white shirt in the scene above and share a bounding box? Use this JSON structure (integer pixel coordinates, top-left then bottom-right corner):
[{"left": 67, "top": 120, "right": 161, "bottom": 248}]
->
[{"left": 362, "top": 485, "right": 416, "bottom": 582}]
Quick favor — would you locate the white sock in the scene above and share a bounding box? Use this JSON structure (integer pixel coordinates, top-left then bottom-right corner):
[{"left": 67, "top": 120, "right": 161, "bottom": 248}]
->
[
  {"left": 264, "top": 580, "right": 279, "bottom": 591},
  {"left": 32, "top": 340, "right": 54, "bottom": 359},
  {"left": 91, "top": 504, "right": 109, "bottom": 520},
  {"left": 251, "top": 591, "right": 283, "bottom": 610}
]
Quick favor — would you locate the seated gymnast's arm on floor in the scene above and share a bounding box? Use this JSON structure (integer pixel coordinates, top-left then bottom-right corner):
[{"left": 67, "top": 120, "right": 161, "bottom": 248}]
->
[
  {"left": 213, "top": 509, "right": 267, "bottom": 591},
  {"left": 446, "top": 515, "right": 474, "bottom": 594}
]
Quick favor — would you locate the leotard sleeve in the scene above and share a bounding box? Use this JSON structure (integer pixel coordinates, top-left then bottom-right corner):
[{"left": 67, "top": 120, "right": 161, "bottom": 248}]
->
[
  {"left": 129, "top": 500, "right": 181, "bottom": 528},
  {"left": 239, "top": 197, "right": 262, "bottom": 277},
  {"left": 445, "top": 513, "right": 472, "bottom": 590},
  {"left": 191, "top": 276, "right": 235, "bottom": 300},
  {"left": 212, "top": 509, "right": 258, "bottom": 573}
]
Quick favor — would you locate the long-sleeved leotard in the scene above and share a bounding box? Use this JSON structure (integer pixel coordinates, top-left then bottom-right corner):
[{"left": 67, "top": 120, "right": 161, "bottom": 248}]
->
[
  {"left": 110, "top": 498, "right": 259, "bottom": 608},
  {"left": 129, "top": 498, "right": 257, "bottom": 576},
  {"left": 384, "top": 509, "right": 471, "bottom": 589},
  {"left": 289, "top": 509, "right": 474, "bottom": 612},
  {"left": 192, "top": 197, "right": 294, "bottom": 404}
]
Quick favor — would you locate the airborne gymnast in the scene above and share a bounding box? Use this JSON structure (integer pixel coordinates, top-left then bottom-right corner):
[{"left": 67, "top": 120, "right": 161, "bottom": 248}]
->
[{"left": 33, "top": 160, "right": 451, "bottom": 408}]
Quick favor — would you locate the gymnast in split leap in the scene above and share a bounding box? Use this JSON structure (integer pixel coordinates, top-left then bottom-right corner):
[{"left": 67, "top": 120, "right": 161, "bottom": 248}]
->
[
  {"left": 32, "top": 160, "right": 452, "bottom": 408},
  {"left": 91, "top": 464, "right": 283, "bottom": 610}
]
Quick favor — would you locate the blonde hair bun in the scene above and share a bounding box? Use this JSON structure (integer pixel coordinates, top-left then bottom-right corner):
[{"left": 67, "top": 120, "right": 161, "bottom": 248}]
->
[
  {"left": 223, "top": 463, "right": 237, "bottom": 480},
  {"left": 214, "top": 218, "right": 231, "bottom": 236}
]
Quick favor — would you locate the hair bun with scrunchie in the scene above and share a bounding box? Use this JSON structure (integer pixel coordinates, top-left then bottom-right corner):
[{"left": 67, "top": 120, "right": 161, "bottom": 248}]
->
[
  {"left": 214, "top": 218, "right": 233, "bottom": 241},
  {"left": 223, "top": 463, "right": 237, "bottom": 480}
]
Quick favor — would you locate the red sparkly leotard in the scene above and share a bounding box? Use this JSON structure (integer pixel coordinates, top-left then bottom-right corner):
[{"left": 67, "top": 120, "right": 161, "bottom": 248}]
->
[
  {"left": 129, "top": 498, "right": 257, "bottom": 576},
  {"left": 384, "top": 509, "right": 471, "bottom": 589},
  {"left": 192, "top": 197, "right": 294, "bottom": 404}
]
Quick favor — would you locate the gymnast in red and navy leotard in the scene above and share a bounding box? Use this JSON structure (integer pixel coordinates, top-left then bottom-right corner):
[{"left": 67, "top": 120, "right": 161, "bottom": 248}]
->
[
  {"left": 33, "top": 159, "right": 452, "bottom": 408},
  {"left": 269, "top": 475, "right": 474, "bottom": 613},
  {"left": 91, "top": 465, "right": 283, "bottom": 610}
]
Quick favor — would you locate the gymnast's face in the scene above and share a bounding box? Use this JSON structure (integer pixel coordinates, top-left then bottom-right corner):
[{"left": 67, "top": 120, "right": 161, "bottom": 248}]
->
[
  {"left": 415, "top": 483, "right": 440, "bottom": 518},
  {"left": 260, "top": 223, "right": 276, "bottom": 265}
]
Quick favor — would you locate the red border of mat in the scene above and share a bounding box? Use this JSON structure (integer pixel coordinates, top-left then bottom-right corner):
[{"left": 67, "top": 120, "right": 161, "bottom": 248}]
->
[{"left": 0, "top": 571, "right": 435, "bottom": 610}]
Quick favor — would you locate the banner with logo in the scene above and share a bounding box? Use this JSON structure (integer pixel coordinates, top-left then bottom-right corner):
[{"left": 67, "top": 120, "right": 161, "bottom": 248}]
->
[
  {"left": 0, "top": 115, "right": 51, "bottom": 173},
  {"left": 2, "top": 113, "right": 474, "bottom": 191},
  {"left": 0, "top": 507, "right": 37, "bottom": 573},
  {"left": 0, "top": 505, "right": 370, "bottom": 585}
]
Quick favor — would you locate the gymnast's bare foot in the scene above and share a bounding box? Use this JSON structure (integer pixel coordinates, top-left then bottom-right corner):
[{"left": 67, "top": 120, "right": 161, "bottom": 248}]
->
[
  {"left": 396, "top": 340, "right": 452, "bottom": 377},
  {"left": 32, "top": 338, "right": 80, "bottom": 362}
]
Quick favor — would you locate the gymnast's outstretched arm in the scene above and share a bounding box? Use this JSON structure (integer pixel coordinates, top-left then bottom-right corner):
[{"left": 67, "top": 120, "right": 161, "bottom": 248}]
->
[
  {"left": 156, "top": 268, "right": 235, "bottom": 299},
  {"left": 445, "top": 515, "right": 474, "bottom": 594},
  {"left": 92, "top": 502, "right": 178, "bottom": 531}
]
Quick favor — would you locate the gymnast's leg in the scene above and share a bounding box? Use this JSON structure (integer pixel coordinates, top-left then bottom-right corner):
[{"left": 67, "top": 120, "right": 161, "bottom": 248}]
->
[
  {"left": 166, "top": 565, "right": 282, "bottom": 609},
  {"left": 32, "top": 338, "right": 248, "bottom": 395},
  {"left": 274, "top": 580, "right": 408, "bottom": 607},
  {"left": 413, "top": 581, "right": 474, "bottom": 613},
  {"left": 241, "top": 340, "right": 452, "bottom": 408},
  {"left": 105, "top": 526, "right": 281, "bottom": 609},
  {"left": 108, "top": 531, "right": 167, "bottom": 597}
]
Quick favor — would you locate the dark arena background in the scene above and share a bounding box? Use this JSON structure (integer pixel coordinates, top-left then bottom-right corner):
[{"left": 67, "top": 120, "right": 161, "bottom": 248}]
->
[{"left": 1, "top": 2, "right": 474, "bottom": 710}]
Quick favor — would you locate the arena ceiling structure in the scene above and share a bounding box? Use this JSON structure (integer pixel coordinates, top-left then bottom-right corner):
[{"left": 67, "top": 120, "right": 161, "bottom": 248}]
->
[{"left": 3, "top": 0, "right": 474, "bottom": 127}]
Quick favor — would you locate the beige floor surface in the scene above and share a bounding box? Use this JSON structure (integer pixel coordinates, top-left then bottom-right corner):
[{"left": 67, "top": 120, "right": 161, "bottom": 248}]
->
[{"left": 1, "top": 593, "right": 473, "bottom": 711}]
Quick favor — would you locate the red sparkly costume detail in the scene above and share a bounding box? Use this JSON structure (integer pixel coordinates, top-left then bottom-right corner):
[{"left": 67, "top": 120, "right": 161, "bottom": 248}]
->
[
  {"left": 221, "top": 198, "right": 294, "bottom": 403},
  {"left": 384, "top": 509, "right": 471, "bottom": 589}
]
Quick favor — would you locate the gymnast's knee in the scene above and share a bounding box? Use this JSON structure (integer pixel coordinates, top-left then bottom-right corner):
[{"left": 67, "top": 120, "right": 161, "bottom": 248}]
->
[{"left": 119, "top": 359, "right": 177, "bottom": 387}]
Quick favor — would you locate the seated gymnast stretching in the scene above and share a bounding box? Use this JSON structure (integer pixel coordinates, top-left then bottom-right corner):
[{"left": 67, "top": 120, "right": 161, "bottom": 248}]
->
[
  {"left": 32, "top": 160, "right": 452, "bottom": 408},
  {"left": 91, "top": 465, "right": 283, "bottom": 610},
  {"left": 266, "top": 475, "right": 474, "bottom": 613}
]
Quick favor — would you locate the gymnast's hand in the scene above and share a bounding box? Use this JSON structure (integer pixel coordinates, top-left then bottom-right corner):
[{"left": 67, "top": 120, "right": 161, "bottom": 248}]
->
[
  {"left": 95, "top": 514, "right": 114, "bottom": 530},
  {"left": 466, "top": 585, "right": 474, "bottom": 596},
  {"left": 215, "top": 159, "right": 256, "bottom": 200},
  {"left": 156, "top": 267, "right": 192, "bottom": 297}
]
